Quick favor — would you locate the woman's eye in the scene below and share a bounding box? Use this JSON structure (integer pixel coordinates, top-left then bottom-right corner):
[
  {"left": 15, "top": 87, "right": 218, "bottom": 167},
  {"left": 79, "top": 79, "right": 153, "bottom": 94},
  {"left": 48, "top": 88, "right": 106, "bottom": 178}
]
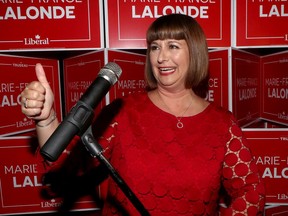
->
[
  {"left": 150, "top": 45, "right": 159, "bottom": 51},
  {"left": 169, "top": 44, "right": 179, "bottom": 49}
]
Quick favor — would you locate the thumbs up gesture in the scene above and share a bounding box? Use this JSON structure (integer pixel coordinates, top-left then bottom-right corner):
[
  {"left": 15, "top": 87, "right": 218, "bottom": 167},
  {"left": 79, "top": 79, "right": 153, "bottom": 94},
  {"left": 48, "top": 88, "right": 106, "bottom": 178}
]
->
[{"left": 21, "top": 63, "right": 55, "bottom": 122}]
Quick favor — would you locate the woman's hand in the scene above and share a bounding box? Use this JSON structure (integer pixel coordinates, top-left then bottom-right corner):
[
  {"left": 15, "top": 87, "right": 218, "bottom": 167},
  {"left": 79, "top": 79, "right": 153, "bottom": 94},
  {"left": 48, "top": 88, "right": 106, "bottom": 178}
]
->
[{"left": 21, "top": 63, "right": 55, "bottom": 123}]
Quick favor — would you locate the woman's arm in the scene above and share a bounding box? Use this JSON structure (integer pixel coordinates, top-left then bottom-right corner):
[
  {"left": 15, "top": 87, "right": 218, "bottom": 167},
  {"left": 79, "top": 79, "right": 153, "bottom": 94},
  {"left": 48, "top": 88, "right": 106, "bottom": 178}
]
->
[{"left": 220, "top": 122, "right": 265, "bottom": 215}]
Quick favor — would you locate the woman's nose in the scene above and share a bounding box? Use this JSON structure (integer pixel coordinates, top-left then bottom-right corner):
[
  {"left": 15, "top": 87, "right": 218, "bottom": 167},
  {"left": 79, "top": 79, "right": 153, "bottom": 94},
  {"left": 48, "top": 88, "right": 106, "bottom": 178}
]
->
[{"left": 157, "top": 49, "right": 168, "bottom": 63}]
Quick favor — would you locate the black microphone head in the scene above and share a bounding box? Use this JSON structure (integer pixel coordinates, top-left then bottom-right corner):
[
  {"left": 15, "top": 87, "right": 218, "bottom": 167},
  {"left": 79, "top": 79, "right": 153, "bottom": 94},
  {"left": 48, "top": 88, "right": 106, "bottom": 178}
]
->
[{"left": 99, "top": 62, "right": 122, "bottom": 85}]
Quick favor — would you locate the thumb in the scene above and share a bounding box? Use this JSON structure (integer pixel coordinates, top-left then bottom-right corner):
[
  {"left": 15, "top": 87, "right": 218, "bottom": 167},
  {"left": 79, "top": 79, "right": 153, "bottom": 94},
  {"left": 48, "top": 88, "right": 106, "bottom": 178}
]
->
[{"left": 35, "top": 63, "right": 51, "bottom": 90}]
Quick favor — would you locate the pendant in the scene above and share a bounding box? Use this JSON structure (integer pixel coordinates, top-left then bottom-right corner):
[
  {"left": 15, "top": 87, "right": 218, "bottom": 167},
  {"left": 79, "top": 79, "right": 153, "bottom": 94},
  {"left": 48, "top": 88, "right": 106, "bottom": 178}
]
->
[{"left": 177, "top": 121, "right": 184, "bottom": 129}]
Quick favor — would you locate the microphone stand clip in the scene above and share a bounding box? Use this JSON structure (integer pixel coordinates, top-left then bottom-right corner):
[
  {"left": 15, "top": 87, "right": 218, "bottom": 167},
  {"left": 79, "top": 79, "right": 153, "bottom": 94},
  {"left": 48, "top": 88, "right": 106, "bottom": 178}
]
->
[{"left": 81, "top": 126, "right": 150, "bottom": 216}]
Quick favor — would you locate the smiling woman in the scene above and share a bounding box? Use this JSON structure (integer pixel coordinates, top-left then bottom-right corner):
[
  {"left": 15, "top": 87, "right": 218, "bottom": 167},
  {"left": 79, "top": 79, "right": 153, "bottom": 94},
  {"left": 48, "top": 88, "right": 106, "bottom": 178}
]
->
[
  {"left": 148, "top": 39, "right": 190, "bottom": 97},
  {"left": 145, "top": 13, "right": 209, "bottom": 93},
  {"left": 20, "top": 13, "right": 265, "bottom": 216}
]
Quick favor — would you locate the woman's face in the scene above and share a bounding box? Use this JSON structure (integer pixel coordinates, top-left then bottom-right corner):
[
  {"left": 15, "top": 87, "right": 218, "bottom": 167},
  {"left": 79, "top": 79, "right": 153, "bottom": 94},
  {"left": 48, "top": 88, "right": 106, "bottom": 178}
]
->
[{"left": 149, "top": 39, "right": 190, "bottom": 91}]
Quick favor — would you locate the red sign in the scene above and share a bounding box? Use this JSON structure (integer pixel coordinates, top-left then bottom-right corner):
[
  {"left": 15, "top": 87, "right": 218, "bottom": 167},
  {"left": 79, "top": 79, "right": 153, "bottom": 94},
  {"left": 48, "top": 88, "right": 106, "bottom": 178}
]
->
[
  {"left": 244, "top": 130, "right": 288, "bottom": 205},
  {"left": 106, "top": 0, "right": 231, "bottom": 48},
  {"left": 63, "top": 50, "right": 105, "bottom": 114},
  {"left": 0, "top": 0, "right": 103, "bottom": 50},
  {"left": 232, "top": 49, "right": 261, "bottom": 127},
  {"left": 261, "top": 51, "right": 288, "bottom": 127},
  {"left": 235, "top": 0, "right": 288, "bottom": 46},
  {"left": 265, "top": 205, "right": 288, "bottom": 216},
  {"left": 0, "top": 137, "right": 101, "bottom": 215},
  {"left": 0, "top": 54, "right": 62, "bottom": 136},
  {"left": 106, "top": 49, "right": 146, "bottom": 101},
  {"left": 208, "top": 49, "right": 229, "bottom": 110}
]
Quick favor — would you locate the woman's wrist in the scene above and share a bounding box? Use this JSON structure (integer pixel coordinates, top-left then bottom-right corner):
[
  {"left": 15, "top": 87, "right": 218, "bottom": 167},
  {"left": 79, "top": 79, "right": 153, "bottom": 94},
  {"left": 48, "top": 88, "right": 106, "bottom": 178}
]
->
[{"left": 35, "top": 110, "right": 57, "bottom": 127}]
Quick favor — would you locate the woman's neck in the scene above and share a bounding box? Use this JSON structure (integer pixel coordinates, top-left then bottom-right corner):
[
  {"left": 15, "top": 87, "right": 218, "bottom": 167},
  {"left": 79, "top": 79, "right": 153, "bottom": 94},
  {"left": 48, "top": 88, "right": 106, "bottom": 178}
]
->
[{"left": 149, "top": 88, "right": 206, "bottom": 117}]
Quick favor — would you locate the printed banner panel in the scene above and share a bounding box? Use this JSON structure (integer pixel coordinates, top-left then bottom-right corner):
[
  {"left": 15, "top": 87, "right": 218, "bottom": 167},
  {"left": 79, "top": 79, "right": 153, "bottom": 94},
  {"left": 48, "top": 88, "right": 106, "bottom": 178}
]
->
[
  {"left": 106, "top": 49, "right": 146, "bottom": 101},
  {"left": 106, "top": 0, "right": 231, "bottom": 48},
  {"left": 232, "top": 49, "right": 261, "bottom": 127},
  {"left": 0, "top": 0, "right": 103, "bottom": 50},
  {"left": 63, "top": 50, "right": 105, "bottom": 115},
  {"left": 261, "top": 51, "right": 288, "bottom": 127},
  {"left": 0, "top": 137, "right": 101, "bottom": 215},
  {"left": 0, "top": 54, "right": 62, "bottom": 136},
  {"left": 244, "top": 130, "right": 288, "bottom": 205},
  {"left": 235, "top": 0, "right": 288, "bottom": 46},
  {"left": 208, "top": 49, "right": 229, "bottom": 110},
  {"left": 264, "top": 205, "right": 288, "bottom": 216}
]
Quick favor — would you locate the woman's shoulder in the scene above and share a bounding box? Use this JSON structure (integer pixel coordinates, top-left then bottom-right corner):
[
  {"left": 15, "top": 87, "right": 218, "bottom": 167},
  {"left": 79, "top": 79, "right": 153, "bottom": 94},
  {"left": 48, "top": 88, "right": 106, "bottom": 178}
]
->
[
  {"left": 202, "top": 103, "right": 242, "bottom": 140},
  {"left": 207, "top": 102, "right": 237, "bottom": 124}
]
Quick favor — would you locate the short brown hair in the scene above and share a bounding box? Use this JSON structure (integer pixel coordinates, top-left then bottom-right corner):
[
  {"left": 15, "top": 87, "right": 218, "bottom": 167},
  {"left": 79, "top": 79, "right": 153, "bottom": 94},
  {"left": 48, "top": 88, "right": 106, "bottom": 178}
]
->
[{"left": 145, "top": 14, "right": 209, "bottom": 97}]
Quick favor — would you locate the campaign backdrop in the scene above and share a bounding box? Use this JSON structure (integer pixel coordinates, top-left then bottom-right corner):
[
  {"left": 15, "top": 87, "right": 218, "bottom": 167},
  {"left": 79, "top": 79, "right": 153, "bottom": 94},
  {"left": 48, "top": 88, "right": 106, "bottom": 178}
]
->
[
  {"left": 0, "top": 54, "right": 62, "bottom": 136},
  {"left": 208, "top": 49, "right": 229, "bottom": 110},
  {"left": 261, "top": 51, "right": 288, "bottom": 127},
  {"left": 265, "top": 205, "right": 288, "bottom": 216},
  {"left": 0, "top": 0, "right": 104, "bottom": 50},
  {"left": 232, "top": 49, "right": 261, "bottom": 127},
  {"left": 244, "top": 130, "right": 288, "bottom": 205},
  {"left": 235, "top": 0, "right": 288, "bottom": 46},
  {"left": 63, "top": 50, "right": 106, "bottom": 115},
  {"left": 63, "top": 49, "right": 146, "bottom": 111},
  {"left": 105, "top": 0, "right": 231, "bottom": 48},
  {"left": 0, "top": 137, "right": 101, "bottom": 215},
  {"left": 105, "top": 49, "right": 146, "bottom": 101}
]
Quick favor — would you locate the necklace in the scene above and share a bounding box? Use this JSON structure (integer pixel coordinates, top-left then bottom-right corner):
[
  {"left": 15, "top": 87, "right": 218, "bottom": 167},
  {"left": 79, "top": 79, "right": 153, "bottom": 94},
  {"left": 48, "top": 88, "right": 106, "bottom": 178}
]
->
[{"left": 156, "top": 92, "right": 193, "bottom": 129}]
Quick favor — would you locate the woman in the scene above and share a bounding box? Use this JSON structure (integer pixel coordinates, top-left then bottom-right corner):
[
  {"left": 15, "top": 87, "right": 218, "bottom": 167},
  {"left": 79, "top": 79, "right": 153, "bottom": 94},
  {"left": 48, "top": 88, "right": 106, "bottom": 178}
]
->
[{"left": 21, "top": 14, "right": 265, "bottom": 215}]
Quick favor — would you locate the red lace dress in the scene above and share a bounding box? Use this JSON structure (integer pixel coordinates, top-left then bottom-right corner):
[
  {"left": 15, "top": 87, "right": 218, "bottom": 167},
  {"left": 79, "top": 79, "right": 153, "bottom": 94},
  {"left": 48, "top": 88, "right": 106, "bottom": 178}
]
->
[
  {"left": 39, "top": 92, "right": 265, "bottom": 216},
  {"left": 95, "top": 92, "right": 265, "bottom": 215}
]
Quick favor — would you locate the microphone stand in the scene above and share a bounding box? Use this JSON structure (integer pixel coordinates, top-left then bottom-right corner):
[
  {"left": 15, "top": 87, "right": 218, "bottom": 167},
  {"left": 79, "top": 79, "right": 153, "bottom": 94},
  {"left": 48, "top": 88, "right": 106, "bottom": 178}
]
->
[{"left": 80, "top": 126, "right": 150, "bottom": 216}]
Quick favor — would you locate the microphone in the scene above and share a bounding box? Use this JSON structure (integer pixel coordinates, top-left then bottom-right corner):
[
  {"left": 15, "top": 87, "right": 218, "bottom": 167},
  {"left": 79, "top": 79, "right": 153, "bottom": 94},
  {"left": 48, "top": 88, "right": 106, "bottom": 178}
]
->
[{"left": 40, "top": 62, "right": 122, "bottom": 162}]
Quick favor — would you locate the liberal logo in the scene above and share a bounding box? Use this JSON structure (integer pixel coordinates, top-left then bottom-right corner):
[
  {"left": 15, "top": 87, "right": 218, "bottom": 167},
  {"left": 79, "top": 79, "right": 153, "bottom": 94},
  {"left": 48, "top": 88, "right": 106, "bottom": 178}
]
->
[{"left": 24, "top": 35, "right": 49, "bottom": 45}]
